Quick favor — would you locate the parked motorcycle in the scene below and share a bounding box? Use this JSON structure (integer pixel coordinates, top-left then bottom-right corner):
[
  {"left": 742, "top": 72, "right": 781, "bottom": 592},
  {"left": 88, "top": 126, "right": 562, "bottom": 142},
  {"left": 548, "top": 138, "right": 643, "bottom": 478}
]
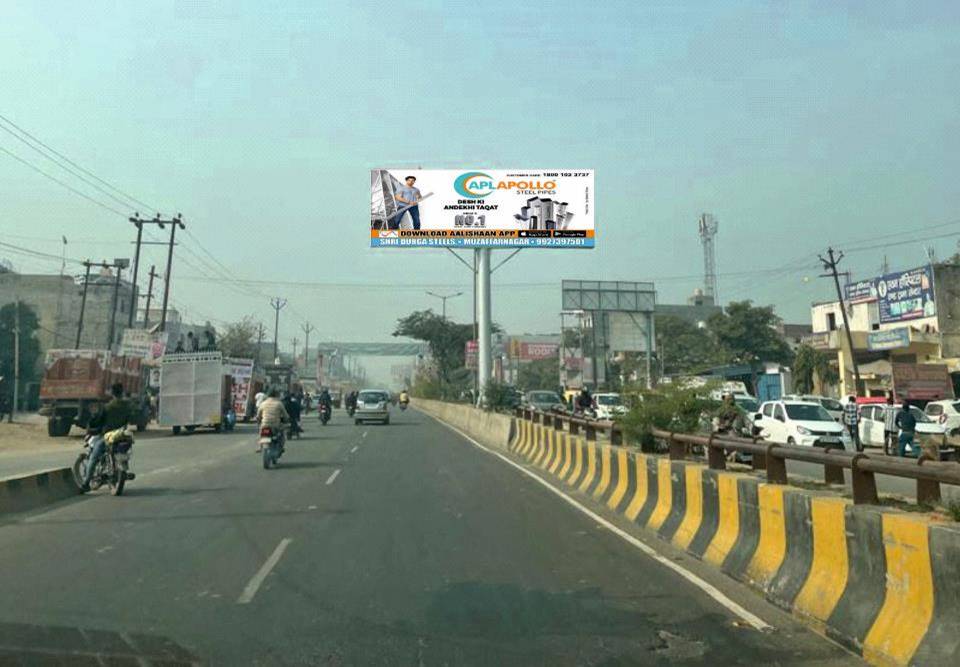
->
[
  {"left": 319, "top": 404, "right": 332, "bottom": 425},
  {"left": 72, "top": 428, "right": 135, "bottom": 496},
  {"left": 259, "top": 425, "right": 285, "bottom": 469}
]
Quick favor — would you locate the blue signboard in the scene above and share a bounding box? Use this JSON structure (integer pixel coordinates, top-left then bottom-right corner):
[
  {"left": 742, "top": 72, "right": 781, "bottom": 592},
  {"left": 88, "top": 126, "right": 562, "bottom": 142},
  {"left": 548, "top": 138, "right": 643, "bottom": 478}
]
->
[
  {"left": 867, "top": 328, "right": 911, "bottom": 351},
  {"left": 844, "top": 266, "right": 936, "bottom": 324}
]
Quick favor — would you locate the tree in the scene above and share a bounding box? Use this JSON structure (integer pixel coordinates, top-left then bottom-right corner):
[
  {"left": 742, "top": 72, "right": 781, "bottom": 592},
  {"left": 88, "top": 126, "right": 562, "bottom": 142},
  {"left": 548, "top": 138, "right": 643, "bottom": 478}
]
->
[
  {"left": 793, "top": 344, "right": 838, "bottom": 394},
  {"left": 0, "top": 302, "right": 42, "bottom": 409},
  {"left": 707, "top": 301, "right": 793, "bottom": 366},
  {"left": 394, "top": 310, "right": 494, "bottom": 398},
  {"left": 655, "top": 315, "right": 722, "bottom": 376},
  {"left": 219, "top": 317, "right": 259, "bottom": 359},
  {"left": 619, "top": 382, "right": 718, "bottom": 451},
  {"left": 518, "top": 355, "right": 560, "bottom": 390}
]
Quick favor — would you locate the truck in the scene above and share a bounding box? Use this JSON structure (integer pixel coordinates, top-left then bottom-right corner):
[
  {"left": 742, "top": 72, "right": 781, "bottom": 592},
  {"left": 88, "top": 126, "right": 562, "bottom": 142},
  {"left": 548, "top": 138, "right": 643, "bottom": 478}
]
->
[
  {"left": 39, "top": 349, "right": 148, "bottom": 437},
  {"left": 158, "top": 351, "right": 232, "bottom": 435}
]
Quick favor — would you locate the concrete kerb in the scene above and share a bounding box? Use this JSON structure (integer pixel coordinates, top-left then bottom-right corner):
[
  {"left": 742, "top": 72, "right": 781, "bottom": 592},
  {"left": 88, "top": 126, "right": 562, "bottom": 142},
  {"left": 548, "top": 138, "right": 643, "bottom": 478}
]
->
[
  {"left": 0, "top": 468, "right": 79, "bottom": 516},
  {"left": 422, "top": 401, "right": 960, "bottom": 666}
]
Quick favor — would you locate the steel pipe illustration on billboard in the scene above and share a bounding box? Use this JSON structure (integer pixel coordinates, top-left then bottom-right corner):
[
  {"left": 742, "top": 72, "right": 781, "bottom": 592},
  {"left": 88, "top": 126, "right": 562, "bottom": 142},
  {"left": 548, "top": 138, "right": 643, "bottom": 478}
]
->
[{"left": 370, "top": 169, "right": 595, "bottom": 248}]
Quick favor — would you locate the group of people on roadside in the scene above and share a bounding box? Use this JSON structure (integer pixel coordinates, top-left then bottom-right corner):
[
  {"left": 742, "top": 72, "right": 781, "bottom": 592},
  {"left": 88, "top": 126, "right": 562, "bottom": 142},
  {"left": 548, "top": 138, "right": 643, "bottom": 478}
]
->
[
  {"left": 172, "top": 329, "right": 217, "bottom": 353},
  {"left": 842, "top": 395, "right": 919, "bottom": 457}
]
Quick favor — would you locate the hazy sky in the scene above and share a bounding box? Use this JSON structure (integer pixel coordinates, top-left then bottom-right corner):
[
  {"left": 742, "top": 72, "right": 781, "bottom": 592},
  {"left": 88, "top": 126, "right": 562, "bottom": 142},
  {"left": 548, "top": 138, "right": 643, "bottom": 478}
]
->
[{"left": 3, "top": 1, "right": 960, "bottom": 367}]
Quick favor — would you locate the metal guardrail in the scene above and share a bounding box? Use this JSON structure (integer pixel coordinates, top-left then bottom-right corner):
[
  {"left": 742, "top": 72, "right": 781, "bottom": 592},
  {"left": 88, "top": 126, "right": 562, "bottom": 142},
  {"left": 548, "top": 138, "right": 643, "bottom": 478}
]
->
[{"left": 515, "top": 407, "right": 960, "bottom": 506}]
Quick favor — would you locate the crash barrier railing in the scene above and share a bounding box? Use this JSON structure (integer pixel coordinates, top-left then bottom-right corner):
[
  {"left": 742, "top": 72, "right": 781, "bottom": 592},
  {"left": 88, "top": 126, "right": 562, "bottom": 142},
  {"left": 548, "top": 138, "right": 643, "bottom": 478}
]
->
[{"left": 514, "top": 407, "right": 960, "bottom": 506}]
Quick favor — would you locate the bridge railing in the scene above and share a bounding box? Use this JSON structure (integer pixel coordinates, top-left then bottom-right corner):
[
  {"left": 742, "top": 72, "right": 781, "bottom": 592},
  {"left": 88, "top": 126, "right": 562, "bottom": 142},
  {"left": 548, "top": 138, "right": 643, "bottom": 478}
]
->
[{"left": 514, "top": 407, "right": 960, "bottom": 507}]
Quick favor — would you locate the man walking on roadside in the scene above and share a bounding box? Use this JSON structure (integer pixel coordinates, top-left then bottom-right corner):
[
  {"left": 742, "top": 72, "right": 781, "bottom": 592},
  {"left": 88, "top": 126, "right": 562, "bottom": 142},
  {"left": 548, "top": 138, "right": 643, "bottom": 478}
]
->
[
  {"left": 895, "top": 401, "right": 918, "bottom": 457},
  {"left": 882, "top": 395, "right": 898, "bottom": 456},
  {"left": 843, "top": 395, "right": 861, "bottom": 451}
]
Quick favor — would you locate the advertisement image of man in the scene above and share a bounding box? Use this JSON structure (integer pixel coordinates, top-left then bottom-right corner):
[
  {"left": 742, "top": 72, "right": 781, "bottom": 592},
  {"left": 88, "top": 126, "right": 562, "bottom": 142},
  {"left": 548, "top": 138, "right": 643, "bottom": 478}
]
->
[{"left": 391, "top": 175, "right": 421, "bottom": 230}]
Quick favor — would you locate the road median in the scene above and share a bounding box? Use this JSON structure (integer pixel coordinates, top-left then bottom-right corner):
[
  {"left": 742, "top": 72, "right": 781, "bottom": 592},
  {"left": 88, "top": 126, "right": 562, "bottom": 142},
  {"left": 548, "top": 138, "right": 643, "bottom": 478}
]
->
[
  {"left": 419, "top": 399, "right": 960, "bottom": 666},
  {"left": 0, "top": 468, "right": 79, "bottom": 516}
]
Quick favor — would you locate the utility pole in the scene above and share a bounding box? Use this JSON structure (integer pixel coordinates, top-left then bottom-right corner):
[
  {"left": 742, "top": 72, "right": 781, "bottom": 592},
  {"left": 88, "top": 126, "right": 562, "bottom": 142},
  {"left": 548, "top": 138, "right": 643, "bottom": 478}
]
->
[
  {"left": 270, "top": 298, "right": 287, "bottom": 362},
  {"left": 301, "top": 322, "right": 315, "bottom": 368},
  {"left": 819, "top": 247, "right": 861, "bottom": 394},
  {"left": 255, "top": 322, "right": 265, "bottom": 367},
  {"left": 128, "top": 214, "right": 168, "bottom": 327},
  {"left": 142, "top": 265, "right": 158, "bottom": 329},
  {"left": 159, "top": 214, "right": 185, "bottom": 332},
  {"left": 107, "top": 258, "right": 130, "bottom": 349},
  {"left": 75, "top": 260, "right": 94, "bottom": 348},
  {"left": 11, "top": 299, "right": 19, "bottom": 421}
]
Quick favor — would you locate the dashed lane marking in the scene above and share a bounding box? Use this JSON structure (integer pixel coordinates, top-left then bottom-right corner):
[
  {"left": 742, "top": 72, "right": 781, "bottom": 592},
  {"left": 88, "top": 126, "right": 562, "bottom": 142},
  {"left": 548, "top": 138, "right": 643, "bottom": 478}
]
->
[
  {"left": 325, "top": 469, "right": 341, "bottom": 485},
  {"left": 237, "top": 537, "right": 292, "bottom": 604}
]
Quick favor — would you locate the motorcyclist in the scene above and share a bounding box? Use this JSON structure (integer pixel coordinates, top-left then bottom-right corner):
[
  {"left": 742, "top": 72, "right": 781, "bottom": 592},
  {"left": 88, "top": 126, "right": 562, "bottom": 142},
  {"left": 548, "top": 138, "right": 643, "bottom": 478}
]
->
[
  {"left": 344, "top": 390, "right": 357, "bottom": 415},
  {"left": 399, "top": 389, "right": 410, "bottom": 405},
  {"left": 576, "top": 387, "right": 593, "bottom": 415},
  {"left": 80, "top": 382, "right": 131, "bottom": 492},
  {"left": 715, "top": 393, "right": 742, "bottom": 435},
  {"left": 256, "top": 389, "right": 290, "bottom": 451},
  {"left": 318, "top": 387, "right": 333, "bottom": 419},
  {"left": 282, "top": 391, "right": 302, "bottom": 435}
]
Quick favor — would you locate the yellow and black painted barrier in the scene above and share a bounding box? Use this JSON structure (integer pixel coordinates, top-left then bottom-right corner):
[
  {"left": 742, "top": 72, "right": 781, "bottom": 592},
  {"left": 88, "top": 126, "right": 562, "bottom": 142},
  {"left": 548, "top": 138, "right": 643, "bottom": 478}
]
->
[{"left": 508, "top": 418, "right": 960, "bottom": 666}]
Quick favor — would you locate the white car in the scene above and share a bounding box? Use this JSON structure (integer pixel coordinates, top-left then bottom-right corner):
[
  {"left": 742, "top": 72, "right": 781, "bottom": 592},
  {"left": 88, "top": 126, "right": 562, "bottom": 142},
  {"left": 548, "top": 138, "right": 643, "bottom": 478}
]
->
[
  {"left": 923, "top": 400, "right": 960, "bottom": 437},
  {"left": 782, "top": 394, "right": 844, "bottom": 422},
  {"left": 755, "top": 400, "right": 849, "bottom": 449},
  {"left": 859, "top": 404, "right": 946, "bottom": 448},
  {"left": 593, "top": 393, "right": 627, "bottom": 420}
]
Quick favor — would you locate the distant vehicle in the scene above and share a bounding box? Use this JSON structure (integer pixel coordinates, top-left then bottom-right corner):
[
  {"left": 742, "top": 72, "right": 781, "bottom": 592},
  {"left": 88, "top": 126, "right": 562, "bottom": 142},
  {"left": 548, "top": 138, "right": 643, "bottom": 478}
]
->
[
  {"left": 782, "top": 394, "right": 843, "bottom": 422},
  {"left": 923, "top": 400, "right": 960, "bottom": 436},
  {"left": 733, "top": 395, "right": 760, "bottom": 414},
  {"left": 593, "top": 393, "right": 627, "bottom": 420},
  {"left": 39, "top": 349, "right": 148, "bottom": 437},
  {"left": 859, "top": 404, "right": 951, "bottom": 457},
  {"left": 355, "top": 389, "right": 390, "bottom": 425},
  {"left": 329, "top": 389, "right": 343, "bottom": 409},
  {"left": 754, "top": 400, "right": 849, "bottom": 449},
  {"left": 158, "top": 352, "right": 230, "bottom": 435},
  {"left": 523, "top": 390, "right": 565, "bottom": 413}
]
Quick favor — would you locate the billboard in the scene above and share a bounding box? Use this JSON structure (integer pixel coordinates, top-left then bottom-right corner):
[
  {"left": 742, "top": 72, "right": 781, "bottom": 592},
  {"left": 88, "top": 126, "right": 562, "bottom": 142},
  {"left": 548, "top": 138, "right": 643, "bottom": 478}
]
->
[
  {"left": 370, "top": 169, "right": 594, "bottom": 248},
  {"left": 225, "top": 358, "right": 254, "bottom": 419},
  {"left": 843, "top": 266, "right": 936, "bottom": 323},
  {"left": 465, "top": 340, "right": 478, "bottom": 369},
  {"left": 508, "top": 339, "right": 560, "bottom": 361},
  {"left": 120, "top": 329, "right": 168, "bottom": 361}
]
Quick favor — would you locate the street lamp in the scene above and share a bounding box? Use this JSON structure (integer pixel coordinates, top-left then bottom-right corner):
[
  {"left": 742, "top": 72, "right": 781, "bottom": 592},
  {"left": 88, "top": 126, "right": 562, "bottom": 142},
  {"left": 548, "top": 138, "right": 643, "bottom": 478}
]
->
[{"left": 426, "top": 290, "right": 463, "bottom": 319}]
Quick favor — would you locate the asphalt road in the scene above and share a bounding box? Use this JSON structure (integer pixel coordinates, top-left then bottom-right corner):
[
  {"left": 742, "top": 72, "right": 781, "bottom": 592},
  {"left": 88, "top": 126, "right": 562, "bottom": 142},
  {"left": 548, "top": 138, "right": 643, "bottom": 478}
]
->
[{"left": 0, "top": 408, "right": 855, "bottom": 665}]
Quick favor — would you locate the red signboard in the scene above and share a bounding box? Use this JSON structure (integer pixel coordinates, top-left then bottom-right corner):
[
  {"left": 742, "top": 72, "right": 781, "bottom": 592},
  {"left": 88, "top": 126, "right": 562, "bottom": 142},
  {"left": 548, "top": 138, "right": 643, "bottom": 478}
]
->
[{"left": 465, "top": 340, "right": 478, "bottom": 370}]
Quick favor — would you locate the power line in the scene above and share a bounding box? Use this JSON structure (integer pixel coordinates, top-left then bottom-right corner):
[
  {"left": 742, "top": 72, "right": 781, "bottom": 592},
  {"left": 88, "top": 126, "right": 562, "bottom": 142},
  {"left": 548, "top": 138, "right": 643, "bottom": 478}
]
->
[{"left": 0, "top": 113, "right": 159, "bottom": 213}]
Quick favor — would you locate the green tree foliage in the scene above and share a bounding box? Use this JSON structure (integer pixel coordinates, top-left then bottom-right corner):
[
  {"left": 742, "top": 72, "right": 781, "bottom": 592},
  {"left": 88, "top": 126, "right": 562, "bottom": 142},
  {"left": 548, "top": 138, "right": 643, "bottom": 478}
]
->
[
  {"left": 219, "top": 317, "right": 259, "bottom": 359},
  {"left": 619, "top": 382, "right": 718, "bottom": 451},
  {"left": 706, "top": 301, "right": 793, "bottom": 366},
  {"left": 655, "top": 315, "right": 722, "bottom": 376},
  {"left": 517, "top": 355, "right": 560, "bottom": 391},
  {"left": 0, "top": 302, "right": 42, "bottom": 401},
  {"left": 792, "top": 344, "right": 838, "bottom": 394},
  {"left": 394, "top": 310, "right": 495, "bottom": 397}
]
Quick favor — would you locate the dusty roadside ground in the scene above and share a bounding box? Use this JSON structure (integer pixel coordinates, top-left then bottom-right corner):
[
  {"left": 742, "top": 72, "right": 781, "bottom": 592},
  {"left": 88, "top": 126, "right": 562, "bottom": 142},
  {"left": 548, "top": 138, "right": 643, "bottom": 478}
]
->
[{"left": 0, "top": 415, "right": 71, "bottom": 456}]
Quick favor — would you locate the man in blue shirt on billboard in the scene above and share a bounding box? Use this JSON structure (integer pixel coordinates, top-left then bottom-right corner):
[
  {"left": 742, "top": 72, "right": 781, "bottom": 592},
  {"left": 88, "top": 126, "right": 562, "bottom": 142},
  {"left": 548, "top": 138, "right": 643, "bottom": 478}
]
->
[{"left": 392, "top": 175, "right": 422, "bottom": 230}]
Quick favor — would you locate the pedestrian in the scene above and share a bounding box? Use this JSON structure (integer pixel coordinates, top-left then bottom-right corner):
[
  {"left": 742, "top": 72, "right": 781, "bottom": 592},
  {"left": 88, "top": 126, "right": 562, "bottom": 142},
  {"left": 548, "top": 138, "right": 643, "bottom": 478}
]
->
[
  {"left": 882, "top": 395, "right": 898, "bottom": 456},
  {"left": 843, "top": 395, "right": 862, "bottom": 451},
  {"left": 188, "top": 331, "right": 199, "bottom": 352},
  {"left": 174, "top": 336, "right": 185, "bottom": 353},
  {"left": 895, "top": 401, "right": 918, "bottom": 457},
  {"left": 204, "top": 329, "right": 216, "bottom": 350}
]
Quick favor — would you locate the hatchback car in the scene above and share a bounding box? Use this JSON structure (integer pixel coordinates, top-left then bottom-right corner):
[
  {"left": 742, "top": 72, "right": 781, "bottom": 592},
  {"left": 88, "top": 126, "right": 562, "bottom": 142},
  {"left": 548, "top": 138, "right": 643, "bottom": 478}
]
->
[
  {"left": 755, "top": 400, "right": 849, "bottom": 449},
  {"left": 923, "top": 400, "right": 960, "bottom": 436},
  {"left": 523, "top": 390, "right": 565, "bottom": 413},
  {"left": 782, "top": 394, "right": 844, "bottom": 422},
  {"left": 593, "top": 393, "right": 627, "bottom": 419},
  {"left": 355, "top": 389, "right": 391, "bottom": 425}
]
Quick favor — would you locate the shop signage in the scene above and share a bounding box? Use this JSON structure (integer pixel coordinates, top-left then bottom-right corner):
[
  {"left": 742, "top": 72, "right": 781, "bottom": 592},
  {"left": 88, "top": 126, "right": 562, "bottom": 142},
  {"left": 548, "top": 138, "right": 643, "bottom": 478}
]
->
[
  {"left": 844, "top": 265, "right": 936, "bottom": 323},
  {"left": 892, "top": 363, "right": 953, "bottom": 400},
  {"left": 867, "top": 328, "right": 910, "bottom": 351}
]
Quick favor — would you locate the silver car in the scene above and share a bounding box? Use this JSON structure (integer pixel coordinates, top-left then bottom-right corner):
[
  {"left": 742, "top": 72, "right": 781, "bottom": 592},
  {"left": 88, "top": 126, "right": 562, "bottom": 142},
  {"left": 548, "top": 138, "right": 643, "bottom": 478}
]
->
[{"left": 355, "top": 389, "right": 391, "bottom": 425}]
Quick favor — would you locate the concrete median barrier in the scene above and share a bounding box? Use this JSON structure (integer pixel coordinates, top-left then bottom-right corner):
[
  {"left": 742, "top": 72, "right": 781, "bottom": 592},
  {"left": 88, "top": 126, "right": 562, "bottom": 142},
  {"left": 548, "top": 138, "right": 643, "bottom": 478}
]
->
[
  {"left": 424, "top": 403, "right": 960, "bottom": 666},
  {"left": 1, "top": 468, "right": 79, "bottom": 516}
]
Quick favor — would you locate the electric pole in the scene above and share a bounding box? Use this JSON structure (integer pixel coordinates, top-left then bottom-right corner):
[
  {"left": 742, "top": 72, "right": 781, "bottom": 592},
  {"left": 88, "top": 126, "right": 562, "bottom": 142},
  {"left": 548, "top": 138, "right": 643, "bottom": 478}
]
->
[
  {"left": 270, "top": 298, "right": 287, "bottom": 362},
  {"left": 819, "top": 247, "right": 861, "bottom": 394},
  {"left": 75, "top": 260, "right": 94, "bottom": 348},
  {"left": 128, "top": 213, "right": 168, "bottom": 327},
  {"left": 255, "top": 322, "right": 265, "bottom": 367},
  {"left": 11, "top": 299, "right": 19, "bottom": 422},
  {"left": 159, "top": 214, "right": 185, "bottom": 332},
  {"left": 142, "top": 265, "right": 158, "bottom": 329},
  {"left": 301, "top": 322, "right": 315, "bottom": 367},
  {"left": 107, "top": 258, "right": 130, "bottom": 349}
]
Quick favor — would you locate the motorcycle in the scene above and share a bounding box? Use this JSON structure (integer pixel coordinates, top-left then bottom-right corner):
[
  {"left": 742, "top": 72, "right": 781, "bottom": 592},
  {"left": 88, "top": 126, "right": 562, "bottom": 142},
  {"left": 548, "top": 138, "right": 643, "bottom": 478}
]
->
[
  {"left": 259, "top": 425, "right": 285, "bottom": 469},
  {"left": 399, "top": 401, "right": 409, "bottom": 412},
  {"left": 72, "top": 428, "right": 135, "bottom": 496},
  {"left": 319, "top": 403, "right": 332, "bottom": 425}
]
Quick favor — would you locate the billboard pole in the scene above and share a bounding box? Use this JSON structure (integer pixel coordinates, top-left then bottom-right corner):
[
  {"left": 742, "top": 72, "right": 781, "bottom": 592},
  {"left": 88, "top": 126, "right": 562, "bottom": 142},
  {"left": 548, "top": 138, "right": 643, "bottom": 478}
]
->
[{"left": 477, "top": 248, "right": 492, "bottom": 406}]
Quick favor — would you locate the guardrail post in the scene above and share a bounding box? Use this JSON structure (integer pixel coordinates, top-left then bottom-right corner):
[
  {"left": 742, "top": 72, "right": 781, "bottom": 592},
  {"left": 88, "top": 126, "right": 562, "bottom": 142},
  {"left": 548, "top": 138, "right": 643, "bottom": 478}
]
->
[
  {"left": 668, "top": 432, "right": 685, "bottom": 461},
  {"left": 611, "top": 427, "right": 622, "bottom": 446},
  {"left": 749, "top": 437, "right": 766, "bottom": 470},
  {"left": 532, "top": 411, "right": 541, "bottom": 424},
  {"left": 585, "top": 423, "right": 596, "bottom": 442},
  {"left": 765, "top": 444, "right": 787, "bottom": 485},
  {"left": 850, "top": 454, "right": 879, "bottom": 505},
  {"left": 707, "top": 434, "right": 726, "bottom": 470},
  {"left": 569, "top": 420, "right": 580, "bottom": 435},
  {"left": 916, "top": 455, "right": 942, "bottom": 505},
  {"left": 824, "top": 445, "right": 845, "bottom": 485},
  {"left": 554, "top": 416, "right": 564, "bottom": 432},
  {"left": 543, "top": 414, "right": 553, "bottom": 428}
]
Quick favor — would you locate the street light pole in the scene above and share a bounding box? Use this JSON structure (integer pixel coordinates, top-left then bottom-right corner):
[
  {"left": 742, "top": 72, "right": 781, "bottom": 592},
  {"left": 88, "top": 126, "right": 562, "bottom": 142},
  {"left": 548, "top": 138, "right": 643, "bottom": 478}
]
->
[{"left": 425, "top": 290, "right": 463, "bottom": 319}]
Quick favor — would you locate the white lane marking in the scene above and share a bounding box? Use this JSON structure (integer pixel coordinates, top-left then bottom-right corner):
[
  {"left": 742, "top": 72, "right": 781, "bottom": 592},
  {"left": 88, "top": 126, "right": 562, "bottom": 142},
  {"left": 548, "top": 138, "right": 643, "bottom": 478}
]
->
[
  {"left": 433, "top": 419, "right": 773, "bottom": 632},
  {"left": 350, "top": 446, "right": 359, "bottom": 454},
  {"left": 237, "top": 538, "right": 292, "bottom": 604},
  {"left": 362, "top": 431, "right": 368, "bottom": 439},
  {"left": 325, "top": 469, "right": 341, "bottom": 485}
]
